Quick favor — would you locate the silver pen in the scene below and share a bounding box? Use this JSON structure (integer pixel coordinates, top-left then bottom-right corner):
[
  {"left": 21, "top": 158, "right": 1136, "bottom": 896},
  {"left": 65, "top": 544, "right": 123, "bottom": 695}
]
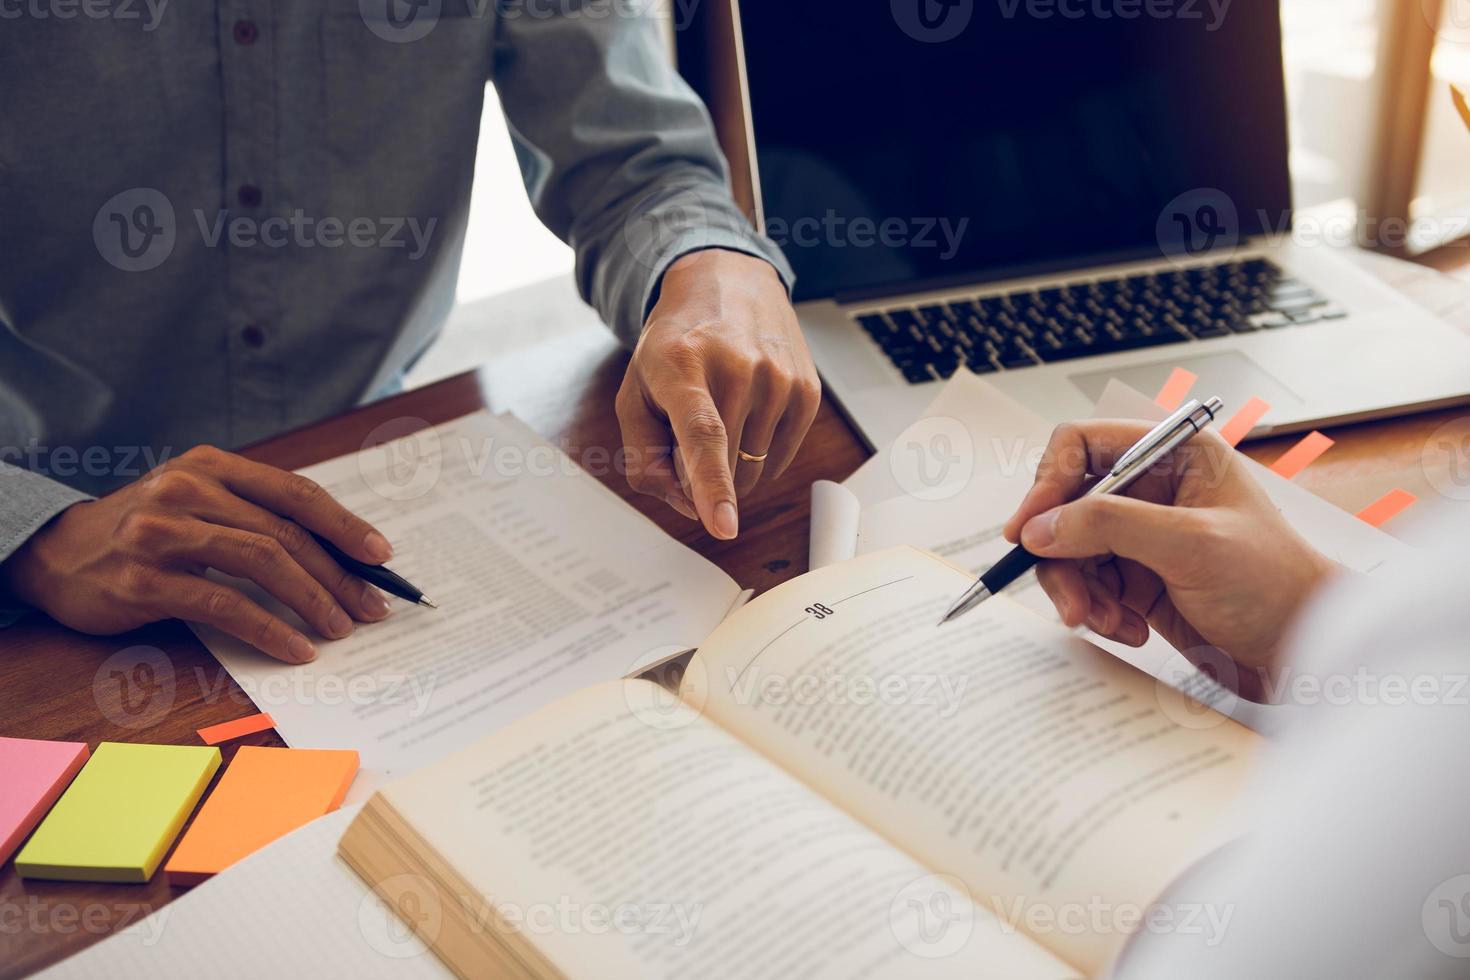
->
[{"left": 939, "top": 396, "right": 1226, "bottom": 625}]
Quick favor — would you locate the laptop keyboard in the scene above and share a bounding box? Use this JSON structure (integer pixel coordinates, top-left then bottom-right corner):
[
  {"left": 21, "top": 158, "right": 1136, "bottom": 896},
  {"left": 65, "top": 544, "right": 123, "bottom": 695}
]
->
[{"left": 855, "top": 258, "right": 1344, "bottom": 384}]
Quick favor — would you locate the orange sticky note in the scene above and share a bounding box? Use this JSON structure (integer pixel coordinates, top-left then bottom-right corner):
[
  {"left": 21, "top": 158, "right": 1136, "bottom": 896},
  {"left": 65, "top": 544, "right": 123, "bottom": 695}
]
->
[
  {"left": 1219, "top": 397, "right": 1272, "bottom": 448},
  {"left": 0, "top": 738, "right": 90, "bottom": 865},
  {"left": 1154, "top": 367, "right": 1198, "bottom": 411},
  {"left": 1357, "top": 489, "right": 1417, "bottom": 528},
  {"left": 1269, "top": 431, "right": 1334, "bottom": 480},
  {"left": 197, "top": 713, "right": 275, "bottom": 745},
  {"left": 164, "top": 746, "right": 358, "bottom": 886}
]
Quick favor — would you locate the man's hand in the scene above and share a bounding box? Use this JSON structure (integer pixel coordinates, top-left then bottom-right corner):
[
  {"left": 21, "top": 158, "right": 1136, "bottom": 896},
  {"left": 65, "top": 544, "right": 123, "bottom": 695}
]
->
[
  {"left": 616, "top": 249, "right": 821, "bottom": 539},
  {"left": 0, "top": 446, "right": 396, "bottom": 663},
  {"left": 1001, "top": 420, "right": 1338, "bottom": 702}
]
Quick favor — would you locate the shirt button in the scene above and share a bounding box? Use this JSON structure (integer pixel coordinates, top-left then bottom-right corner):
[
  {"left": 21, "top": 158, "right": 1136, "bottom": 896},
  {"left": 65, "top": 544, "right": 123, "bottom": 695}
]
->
[
  {"left": 233, "top": 20, "right": 258, "bottom": 45},
  {"left": 241, "top": 325, "right": 267, "bottom": 349},
  {"left": 237, "top": 184, "right": 262, "bottom": 208}
]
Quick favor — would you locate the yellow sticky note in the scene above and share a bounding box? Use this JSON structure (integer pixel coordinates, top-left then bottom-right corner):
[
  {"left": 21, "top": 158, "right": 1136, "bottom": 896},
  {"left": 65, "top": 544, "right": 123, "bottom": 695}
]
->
[{"left": 15, "top": 742, "right": 220, "bottom": 883}]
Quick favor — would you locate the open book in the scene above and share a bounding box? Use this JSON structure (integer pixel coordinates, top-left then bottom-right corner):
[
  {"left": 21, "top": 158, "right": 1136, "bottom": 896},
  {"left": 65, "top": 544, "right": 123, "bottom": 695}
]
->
[{"left": 340, "top": 547, "right": 1257, "bottom": 979}]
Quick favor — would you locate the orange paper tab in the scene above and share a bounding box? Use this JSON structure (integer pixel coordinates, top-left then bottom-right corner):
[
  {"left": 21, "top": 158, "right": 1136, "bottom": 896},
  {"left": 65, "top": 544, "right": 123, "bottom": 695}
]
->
[
  {"left": 164, "top": 746, "right": 358, "bottom": 886},
  {"left": 1270, "top": 431, "right": 1334, "bottom": 480},
  {"left": 1356, "top": 489, "right": 1417, "bottom": 528},
  {"left": 1219, "top": 397, "right": 1271, "bottom": 447},
  {"left": 1154, "top": 367, "right": 1198, "bottom": 411},
  {"left": 197, "top": 713, "right": 275, "bottom": 746}
]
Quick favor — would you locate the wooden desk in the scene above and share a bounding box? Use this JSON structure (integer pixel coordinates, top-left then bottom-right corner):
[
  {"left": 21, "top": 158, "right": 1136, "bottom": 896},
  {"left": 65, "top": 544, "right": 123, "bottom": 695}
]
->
[{"left": 1, "top": 325, "right": 1465, "bottom": 976}]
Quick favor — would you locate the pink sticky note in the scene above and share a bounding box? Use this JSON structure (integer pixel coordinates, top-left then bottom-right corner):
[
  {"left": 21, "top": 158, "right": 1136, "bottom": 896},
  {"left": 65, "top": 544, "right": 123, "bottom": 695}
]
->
[
  {"left": 0, "top": 737, "right": 90, "bottom": 864},
  {"left": 1270, "top": 431, "right": 1334, "bottom": 481},
  {"left": 1357, "top": 489, "right": 1418, "bottom": 529},
  {"left": 1219, "top": 397, "right": 1271, "bottom": 448},
  {"left": 1154, "top": 367, "right": 1198, "bottom": 411}
]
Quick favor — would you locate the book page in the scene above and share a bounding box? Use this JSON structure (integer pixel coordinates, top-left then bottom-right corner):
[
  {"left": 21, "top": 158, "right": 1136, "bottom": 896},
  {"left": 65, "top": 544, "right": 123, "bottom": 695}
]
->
[
  {"left": 807, "top": 369, "right": 1090, "bottom": 634},
  {"left": 368, "top": 682, "right": 1078, "bottom": 980},
  {"left": 684, "top": 547, "right": 1258, "bottom": 975},
  {"left": 194, "top": 411, "right": 740, "bottom": 799}
]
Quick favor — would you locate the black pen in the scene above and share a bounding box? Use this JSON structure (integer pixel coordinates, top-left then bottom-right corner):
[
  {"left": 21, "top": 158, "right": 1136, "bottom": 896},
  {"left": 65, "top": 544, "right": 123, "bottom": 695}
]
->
[
  {"left": 309, "top": 531, "right": 439, "bottom": 609},
  {"left": 939, "top": 396, "right": 1224, "bottom": 625}
]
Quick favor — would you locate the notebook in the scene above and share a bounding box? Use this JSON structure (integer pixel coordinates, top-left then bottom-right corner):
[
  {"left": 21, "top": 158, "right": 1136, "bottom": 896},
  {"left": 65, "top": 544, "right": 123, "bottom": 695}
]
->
[{"left": 36, "top": 806, "right": 453, "bottom": 979}]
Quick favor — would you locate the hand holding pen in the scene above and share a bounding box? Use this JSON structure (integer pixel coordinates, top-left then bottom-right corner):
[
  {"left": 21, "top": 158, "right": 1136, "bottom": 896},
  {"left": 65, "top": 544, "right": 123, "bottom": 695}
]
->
[
  {"left": 946, "top": 406, "right": 1337, "bottom": 703},
  {"left": 943, "top": 398, "right": 1225, "bottom": 624},
  {"left": 309, "top": 532, "right": 437, "bottom": 610}
]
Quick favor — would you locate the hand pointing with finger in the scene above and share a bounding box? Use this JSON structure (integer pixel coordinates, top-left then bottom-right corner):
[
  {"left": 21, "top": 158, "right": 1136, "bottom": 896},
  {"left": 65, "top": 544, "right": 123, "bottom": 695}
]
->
[{"left": 616, "top": 249, "right": 821, "bottom": 539}]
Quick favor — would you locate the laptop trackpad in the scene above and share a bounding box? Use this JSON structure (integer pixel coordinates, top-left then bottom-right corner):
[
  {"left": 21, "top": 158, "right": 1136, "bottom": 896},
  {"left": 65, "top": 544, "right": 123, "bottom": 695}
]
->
[{"left": 1068, "top": 351, "right": 1304, "bottom": 413}]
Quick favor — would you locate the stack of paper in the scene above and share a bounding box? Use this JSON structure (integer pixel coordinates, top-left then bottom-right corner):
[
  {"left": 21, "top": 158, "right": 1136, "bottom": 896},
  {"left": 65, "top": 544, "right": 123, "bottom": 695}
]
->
[{"left": 190, "top": 410, "right": 750, "bottom": 802}]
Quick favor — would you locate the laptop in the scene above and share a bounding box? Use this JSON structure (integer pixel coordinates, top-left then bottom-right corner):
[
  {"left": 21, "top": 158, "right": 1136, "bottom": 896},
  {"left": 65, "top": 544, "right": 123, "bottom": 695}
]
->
[{"left": 727, "top": 1, "right": 1470, "bottom": 450}]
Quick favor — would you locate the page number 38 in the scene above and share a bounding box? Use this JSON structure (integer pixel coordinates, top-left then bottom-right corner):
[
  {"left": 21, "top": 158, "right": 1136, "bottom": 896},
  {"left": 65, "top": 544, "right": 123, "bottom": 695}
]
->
[{"left": 805, "top": 603, "right": 835, "bottom": 620}]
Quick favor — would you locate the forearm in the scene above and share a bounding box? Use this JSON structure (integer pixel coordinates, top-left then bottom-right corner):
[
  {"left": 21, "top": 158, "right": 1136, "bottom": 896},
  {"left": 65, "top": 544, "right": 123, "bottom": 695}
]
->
[{"left": 491, "top": 4, "right": 793, "bottom": 345}]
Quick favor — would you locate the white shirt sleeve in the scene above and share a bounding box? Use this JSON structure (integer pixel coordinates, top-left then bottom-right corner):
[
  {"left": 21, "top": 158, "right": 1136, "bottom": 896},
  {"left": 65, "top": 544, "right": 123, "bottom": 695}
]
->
[{"left": 1113, "top": 506, "right": 1470, "bottom": 979}]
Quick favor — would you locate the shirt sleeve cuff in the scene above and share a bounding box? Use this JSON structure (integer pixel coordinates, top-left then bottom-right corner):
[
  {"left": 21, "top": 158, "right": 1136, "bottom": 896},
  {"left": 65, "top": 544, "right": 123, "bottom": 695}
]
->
[
  {"left": 605, "top": 185, "right": 795, "bottom": 345},
  {"left": 0, "top": 463, "right": 93, "bottom": 626}
]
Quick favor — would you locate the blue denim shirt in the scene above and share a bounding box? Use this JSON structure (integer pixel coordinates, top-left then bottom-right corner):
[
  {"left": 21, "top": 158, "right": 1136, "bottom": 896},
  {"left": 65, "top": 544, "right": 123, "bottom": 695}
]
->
[{"left": 0, "top": 0, "right": 792, "bottom": 596}]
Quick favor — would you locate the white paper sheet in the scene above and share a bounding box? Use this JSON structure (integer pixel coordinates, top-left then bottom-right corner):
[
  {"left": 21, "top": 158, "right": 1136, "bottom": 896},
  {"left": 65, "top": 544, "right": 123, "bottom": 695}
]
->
[
  {"left": 192, "top": 410, "right": 742, "bottom": 799},
  {"left": 808, "top": 479, "right": 862, "bottom": 570},
  {"left": 810, "top": 372, "right": 1412, "bottom": 733},
  {"left": 809, "top": 369, "right": 1055, "bottom": 570},
  {"left": 38, "top": 806, "right": 454, "bottom": 979}
]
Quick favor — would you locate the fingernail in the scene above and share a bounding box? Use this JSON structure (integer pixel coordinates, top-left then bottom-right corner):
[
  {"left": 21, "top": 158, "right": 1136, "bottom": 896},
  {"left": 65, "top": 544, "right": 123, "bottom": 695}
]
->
[
  {"left": 714, "top": 501, "right": 739, "bottom": 539},
  {"left": 1121, "top": 620, "right": 1149, "bottom": 645},
  {"left": 328, "top": 607, "right": 353, "bottom": 638},
  {"left": 1021, "top": 510, "right": 1059, "bottom": 550},
  {"left": 364, "top": 531, "right": 393, "bottom": 563},
  {"left": 288, "top": 633, "right": 317, "bottom": 663},
  {"left": 362, "top": 588, "right": 391, "bottom": 620},
  {"left": 1055, "top": 594, "right": 1073, "bottom": 622}
]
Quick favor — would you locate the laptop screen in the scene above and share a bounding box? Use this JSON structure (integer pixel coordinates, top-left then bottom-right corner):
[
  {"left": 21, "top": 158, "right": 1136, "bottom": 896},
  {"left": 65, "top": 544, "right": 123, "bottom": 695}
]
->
[{"left": 736, "top": 2, "right": 1292, "bottom": 302}]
